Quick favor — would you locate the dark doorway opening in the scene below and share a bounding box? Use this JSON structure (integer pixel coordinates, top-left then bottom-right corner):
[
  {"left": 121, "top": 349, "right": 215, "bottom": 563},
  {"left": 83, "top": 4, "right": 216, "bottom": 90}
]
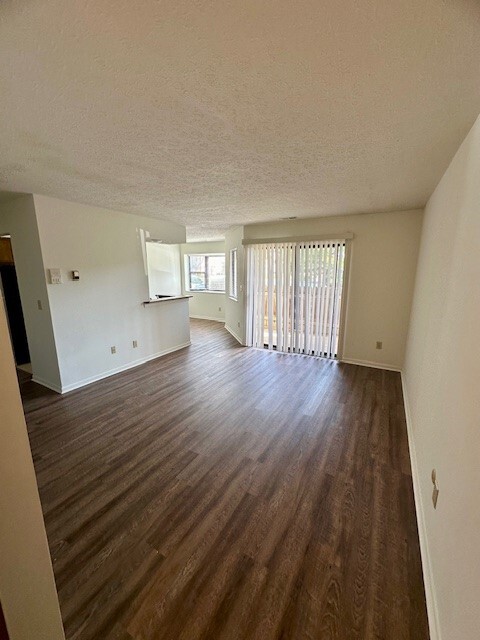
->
[
  {"left": 0, "top": 236, "right": 31, "bottom": 367},
  {"left": 0, "top": 602, "right": 9, "bottom": 640}
]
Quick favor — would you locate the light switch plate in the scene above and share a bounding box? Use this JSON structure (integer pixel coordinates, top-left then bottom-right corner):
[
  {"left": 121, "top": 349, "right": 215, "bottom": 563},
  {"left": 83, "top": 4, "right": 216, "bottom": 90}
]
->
[{"left": 48, "top": 268, "right": 62, "bottom": 284}]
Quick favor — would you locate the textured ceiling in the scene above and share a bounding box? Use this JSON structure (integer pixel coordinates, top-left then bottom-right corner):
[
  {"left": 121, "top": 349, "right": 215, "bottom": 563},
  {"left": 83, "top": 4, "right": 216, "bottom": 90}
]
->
[{"left": 1, "top": 0, "right": 480, "bottom": 241}]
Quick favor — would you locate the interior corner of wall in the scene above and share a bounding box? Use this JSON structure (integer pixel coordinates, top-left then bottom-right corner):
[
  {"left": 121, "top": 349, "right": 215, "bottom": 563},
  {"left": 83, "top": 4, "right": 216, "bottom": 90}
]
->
[{"left": 401, "top": 371, "right": 441, "bottom": 640}]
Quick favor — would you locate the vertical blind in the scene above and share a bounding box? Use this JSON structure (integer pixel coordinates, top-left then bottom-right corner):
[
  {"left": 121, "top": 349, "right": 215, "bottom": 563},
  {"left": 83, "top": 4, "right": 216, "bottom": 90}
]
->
[{"left": 246, "top": 241, "right": 347, "bottom": 358}]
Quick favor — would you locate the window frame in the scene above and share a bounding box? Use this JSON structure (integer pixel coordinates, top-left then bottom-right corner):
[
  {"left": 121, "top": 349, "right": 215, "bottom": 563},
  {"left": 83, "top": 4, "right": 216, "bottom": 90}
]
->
[
  {"left": 184, "top": 253, "right": 226, "bottom": 293},
  {"left": 229, "top": 248, "right": 238, "bottom": 300}
]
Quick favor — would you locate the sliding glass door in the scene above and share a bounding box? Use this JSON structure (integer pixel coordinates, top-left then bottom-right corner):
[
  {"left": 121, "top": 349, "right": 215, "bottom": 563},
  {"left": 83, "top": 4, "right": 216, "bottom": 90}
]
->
[{"left": 246, "top": 240, "right": 347, "bottom": 359}]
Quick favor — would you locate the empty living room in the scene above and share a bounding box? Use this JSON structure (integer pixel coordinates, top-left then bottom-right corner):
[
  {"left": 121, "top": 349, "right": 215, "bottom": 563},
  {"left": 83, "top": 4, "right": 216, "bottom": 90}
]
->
[{"left": 1, "top": 1, "right": 479, "bottom": 639}]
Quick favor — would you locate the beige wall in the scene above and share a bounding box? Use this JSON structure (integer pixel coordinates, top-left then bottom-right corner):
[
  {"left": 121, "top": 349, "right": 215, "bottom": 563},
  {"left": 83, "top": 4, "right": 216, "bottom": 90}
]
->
[
  {"left": 244, "top": 210, "right": 423, "bottom": 369},
  {"left": 0, "top": 298, "right": 65, "bottom": 640},
  {"left": 0, "top": 195, "right": 62, "bottom": 390},
  {"left": 404, "top": 115, "right": 480, "bottom": 640},
  {"left": 181, "top": 241, "right": 226, "bottom": 322},
  {"left": 224, "top": 227, "right": 245, "bottom": 344},
  {"left": 33, "top": 195, "right": 190, "bottom": 393}
]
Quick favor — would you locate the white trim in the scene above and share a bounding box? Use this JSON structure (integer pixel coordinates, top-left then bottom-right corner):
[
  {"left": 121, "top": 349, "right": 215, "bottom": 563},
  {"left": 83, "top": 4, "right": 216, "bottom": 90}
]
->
[
  {"left": 401, "top": 373, "right": 441, "bottom": 640},
  {"left": 242, "top": 232, "right": 354, "bottom": 245},
  {"left": 31, "top": 376, "right": 62, "bottom": 394},
  {"left": 340, "top": 357, "right": 401, "bottom": 372},
  {"left": 335, "top": 238, "right": 352, "bottom": 360},
  {"left": 229, "top": 247, "right": 238, "bottom": 300},
  {"left": 224, "top": 324, "right": 245, "bottom": 346},
  {"left": 58, "top": 342, "right": 191, "bottom": 394},
  {"left": 185, "top": 290, "right": 225, "bottom": 295},
  {"left": 184, "top": 252, "right": 225, "bottom": 257},
  {"left": 189, "top": 315, "right": 224, "bottom": 322}
]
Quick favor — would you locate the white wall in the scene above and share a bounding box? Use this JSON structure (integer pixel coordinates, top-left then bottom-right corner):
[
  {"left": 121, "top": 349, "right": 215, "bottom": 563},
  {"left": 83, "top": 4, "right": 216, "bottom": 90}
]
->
[
  {"left": 0, "top": 297, "right": 65, "bottom": 640},
  {"left": 224, "top": 227, "right": 246, "bottom": 344},
  {"left": 0, "top": 195, "right": 62, "bottom": 389},
  {"left": 403, "top": 115, "right": 480, "bottom": 640},
  {"left": 33, "top": 195, "right": 190, "bottom": 392},
  {"left": 243, "top": 211, "right": 423, "bottom": 369},
  {"left": 180, "top": 241, "right": 226, "bottom": 322},
  {"left": 146, "top": 242, "right": 181, "bottom": 298}
]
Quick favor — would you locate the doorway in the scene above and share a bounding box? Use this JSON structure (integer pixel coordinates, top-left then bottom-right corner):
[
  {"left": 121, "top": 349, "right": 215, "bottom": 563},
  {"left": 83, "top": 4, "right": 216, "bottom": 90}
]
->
[
  {"left": 246, "top": 240, "right": 349, "bottom": 359},
  {"left": 0, "top": 603, "right": 9, "bottom": 640},
  {"left": 0, "top": 236, "right": 31, "bottom": 371}
]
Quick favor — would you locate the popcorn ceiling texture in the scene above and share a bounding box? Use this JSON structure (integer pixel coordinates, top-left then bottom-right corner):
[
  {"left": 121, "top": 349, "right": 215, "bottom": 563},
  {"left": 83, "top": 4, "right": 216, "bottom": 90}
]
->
[{"left": 1, "top": 0, "right": 480, "bottom": 240}]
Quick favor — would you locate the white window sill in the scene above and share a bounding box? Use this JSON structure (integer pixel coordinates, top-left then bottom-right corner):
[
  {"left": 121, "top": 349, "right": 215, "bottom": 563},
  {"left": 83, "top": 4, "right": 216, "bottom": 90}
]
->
[{"left": 185, "top": 290, "right": 226, "bottom": 295}]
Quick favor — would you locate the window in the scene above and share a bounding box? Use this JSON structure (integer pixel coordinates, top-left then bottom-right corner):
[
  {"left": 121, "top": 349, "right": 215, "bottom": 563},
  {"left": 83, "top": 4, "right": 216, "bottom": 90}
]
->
[
  {"left": 186, "top": 254, "right": 225, "bottom": 292},
  {"left": 229, "top": 248, "right": 238, "bottom": 299}
]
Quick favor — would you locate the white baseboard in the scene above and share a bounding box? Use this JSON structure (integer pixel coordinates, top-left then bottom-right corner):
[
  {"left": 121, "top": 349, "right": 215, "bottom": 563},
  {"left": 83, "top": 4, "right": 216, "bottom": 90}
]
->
[
  {"left": 31, "top": 376, "right": 62, "bottom": 394},
  {"left": 341, "top": 357, "right": 401, "bottom": 372},
  {"left": 189, "top": 315, "right": 225, "bottom": 322},
  {"left": 59, "top": 342, "right": 191, "bottom": 394},
  {"left": 224, "top": 324, "right": 245, "bottom": 346},
  {"left": 401, "top": 372, "right": 441, "bottom": 640}
]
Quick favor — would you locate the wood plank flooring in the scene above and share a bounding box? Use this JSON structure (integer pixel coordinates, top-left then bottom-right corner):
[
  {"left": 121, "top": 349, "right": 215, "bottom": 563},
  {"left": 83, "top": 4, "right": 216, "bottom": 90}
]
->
[{"left": 22, "top": 319, "right": 429, "bottom": 640}]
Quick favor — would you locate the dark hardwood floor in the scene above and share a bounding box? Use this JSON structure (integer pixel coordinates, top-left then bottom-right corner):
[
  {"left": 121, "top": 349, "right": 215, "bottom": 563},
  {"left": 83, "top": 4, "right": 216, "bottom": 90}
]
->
[{"left": 22, "top": 319, "right": 429, "bottom": 640}]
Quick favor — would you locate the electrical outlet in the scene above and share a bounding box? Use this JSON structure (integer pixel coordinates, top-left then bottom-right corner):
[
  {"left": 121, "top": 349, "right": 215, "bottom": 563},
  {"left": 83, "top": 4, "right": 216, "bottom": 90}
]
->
[
  {"left": 237, "top": 321, "right": 240, "bottom": 328},
  {"left": 37, "top": 299, "right": 43, "bottom": 310},
  {"left": 218, "top": 306, "right": 222, "bottom": 312},
  {"left": 111, "top": 346, "right": 116, "bottom": 354},
  {"left": 133, "top": 340, "right": 138, "bottom": 348},
  {"left": 376, "top": 341, "right": 383, "bottom": 350}
]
